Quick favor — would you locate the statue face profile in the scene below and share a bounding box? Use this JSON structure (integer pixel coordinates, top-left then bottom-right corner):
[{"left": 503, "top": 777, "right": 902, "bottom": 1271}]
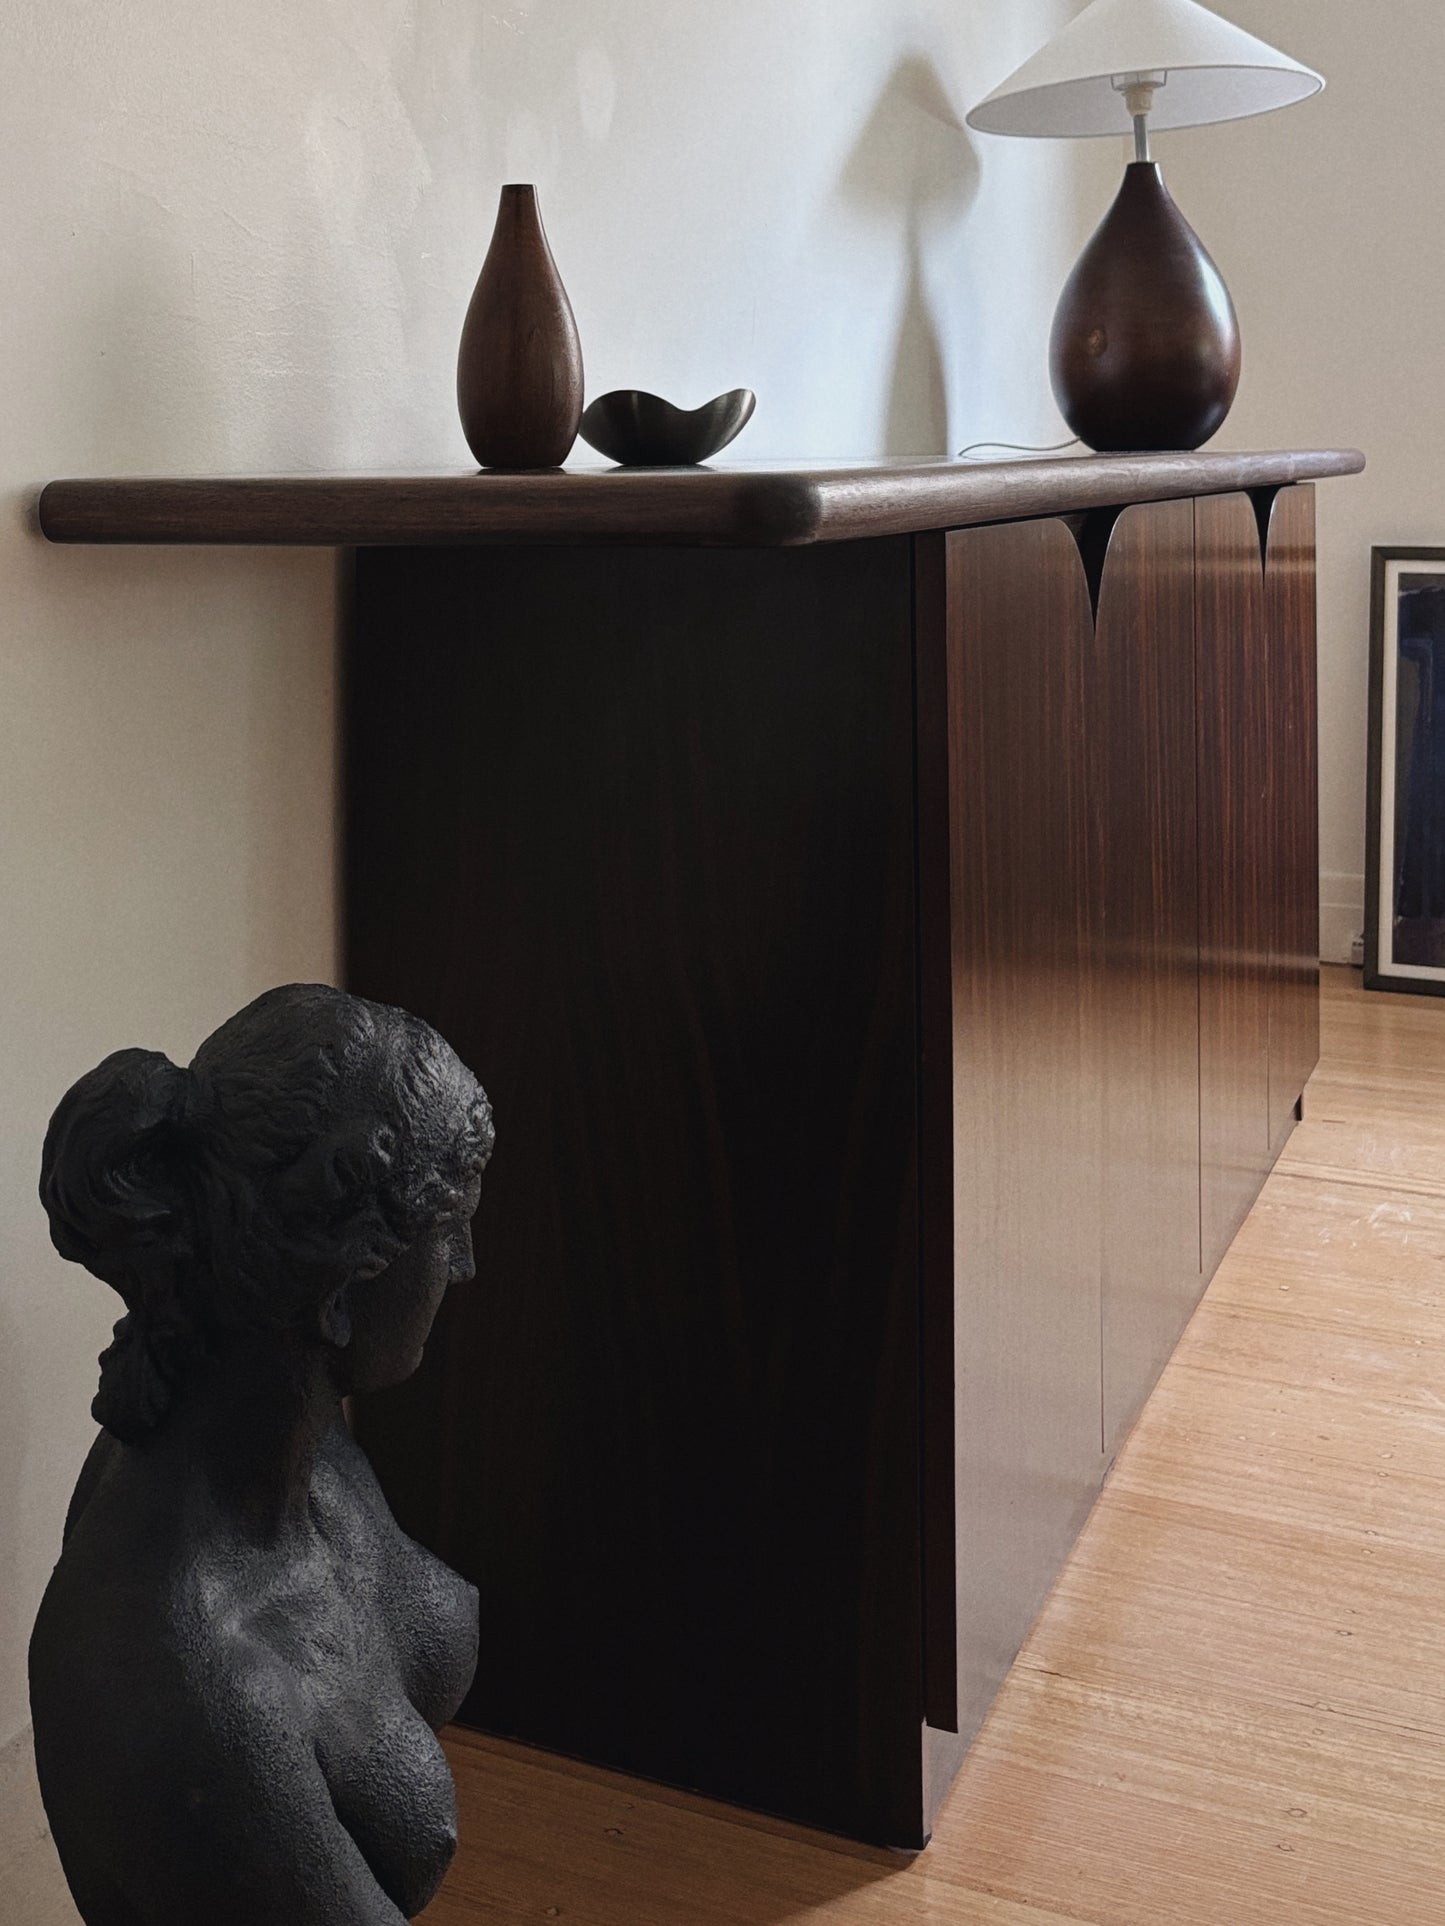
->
[
  {"left": 29, "top": 984, "right": 493, "bottom": 1924},
  {"left": 343, "top": 1165, "right": 484, "bottom": 1391}
]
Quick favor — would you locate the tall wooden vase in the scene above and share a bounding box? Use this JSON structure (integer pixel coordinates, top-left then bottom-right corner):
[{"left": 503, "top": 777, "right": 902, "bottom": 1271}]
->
[{"left": 457, "top": 184, "right": 584, "bottom": 470}]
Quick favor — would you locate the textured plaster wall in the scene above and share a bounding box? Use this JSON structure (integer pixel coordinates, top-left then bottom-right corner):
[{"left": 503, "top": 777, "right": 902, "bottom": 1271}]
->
[
  {"left": 0, "top": 0, "right": 1108, "bottom": 1771},
  {"left": 1161, "top": 1, "right": 1415, "bottom": 961}
]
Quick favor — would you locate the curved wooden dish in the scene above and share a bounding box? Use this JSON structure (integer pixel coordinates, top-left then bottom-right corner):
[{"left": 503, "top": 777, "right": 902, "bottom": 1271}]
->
[{"left": 580, "top": 388, "right": 756, "bottom": 467}]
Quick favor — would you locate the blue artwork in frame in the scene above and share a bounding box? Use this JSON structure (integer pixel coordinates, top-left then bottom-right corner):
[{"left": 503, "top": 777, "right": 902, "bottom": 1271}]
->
[{"left": 1367, "top": 548, "right": 1445, "bottom": 991}]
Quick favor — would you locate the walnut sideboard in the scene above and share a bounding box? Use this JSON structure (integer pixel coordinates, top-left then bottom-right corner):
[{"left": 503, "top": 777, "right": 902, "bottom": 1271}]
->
[{"left": 40, "top": 449, "right": 1364, "bottom": 1848}]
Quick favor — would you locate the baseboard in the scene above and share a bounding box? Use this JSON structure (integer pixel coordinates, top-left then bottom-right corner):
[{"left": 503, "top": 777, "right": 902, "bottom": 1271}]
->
[
  {"left": 1320, "top": 872, "right": 1365, "bottom": 967},
  {"left": 0, "top": 1725, "right": 80, "bottom": 1923}
]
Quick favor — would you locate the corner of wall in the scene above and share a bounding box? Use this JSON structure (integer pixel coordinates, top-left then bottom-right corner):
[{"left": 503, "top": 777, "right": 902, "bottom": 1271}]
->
[{"left": 1320, "top": 872, "right": 1366, "bottom": 966}]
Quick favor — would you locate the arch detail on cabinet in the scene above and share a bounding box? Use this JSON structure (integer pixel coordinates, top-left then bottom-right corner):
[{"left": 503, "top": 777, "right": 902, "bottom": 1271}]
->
[{"left": 1066, "top": 503, "right": 1124, "bottom": 621}]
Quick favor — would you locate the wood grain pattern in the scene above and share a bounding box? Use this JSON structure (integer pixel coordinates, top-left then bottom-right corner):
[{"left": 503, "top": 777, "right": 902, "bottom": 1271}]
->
[
  {"left": 1265, "top": 484, "right": 1321, "bottom": 1146},
  {"left": 347, "top": 540, "right": 927, "bottom": 1847},
  {"left": 1089, "top": 499, "right": 1203, "bottom": 1449},
  {"left": 423, "top": 968, "right": 1445, "bottom": 1926},
  {"left": 35, "top": 449, "right": 1364, "bottom": 549},
  {"left": 1196, "top": 491, "right": 1273, "bottom": 1274},
  {"left": 924, "top": 518, "right": 1107, "bottom": 1811}
]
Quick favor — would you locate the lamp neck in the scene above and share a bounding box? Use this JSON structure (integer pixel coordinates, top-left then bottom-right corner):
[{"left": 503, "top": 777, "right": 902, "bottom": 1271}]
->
[{"left": 1115, "top": 73, "right": 1164, "bottom": 164}]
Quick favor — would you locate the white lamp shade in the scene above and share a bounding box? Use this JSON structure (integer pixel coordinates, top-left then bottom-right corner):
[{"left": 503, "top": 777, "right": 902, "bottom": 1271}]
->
[{"left": 966, "top": 0, "right": 1323, "bottom": 138}]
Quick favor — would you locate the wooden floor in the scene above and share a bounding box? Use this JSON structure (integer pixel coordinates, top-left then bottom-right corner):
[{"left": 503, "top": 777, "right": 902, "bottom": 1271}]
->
[{"left": 423, "top": 968, "right": 1445, "bottom": 1924}]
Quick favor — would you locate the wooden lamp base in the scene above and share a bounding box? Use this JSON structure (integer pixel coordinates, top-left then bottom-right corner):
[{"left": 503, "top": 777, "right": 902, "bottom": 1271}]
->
[{"left": 1050, "top": 161, "right": 1242, "bottom": 453}]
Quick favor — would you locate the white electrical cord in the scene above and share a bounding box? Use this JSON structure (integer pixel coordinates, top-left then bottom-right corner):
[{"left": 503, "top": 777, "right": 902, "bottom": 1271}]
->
[{"left": 956, "top": 437, "right": 1083, "bottom": 460}]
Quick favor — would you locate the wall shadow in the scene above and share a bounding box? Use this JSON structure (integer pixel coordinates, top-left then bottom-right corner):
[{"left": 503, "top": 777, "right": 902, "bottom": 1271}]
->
[{"left": 839, "top": 54, "right": 980, "bottom": 456}]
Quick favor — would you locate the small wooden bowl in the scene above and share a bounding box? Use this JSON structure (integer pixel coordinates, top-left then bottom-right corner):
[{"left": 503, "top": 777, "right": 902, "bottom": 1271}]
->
[{"left": 579, "top": 388, "right": 756, "bottom": 467}]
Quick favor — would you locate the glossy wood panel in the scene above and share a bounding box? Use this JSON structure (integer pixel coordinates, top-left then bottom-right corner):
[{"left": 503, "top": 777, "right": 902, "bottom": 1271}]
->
[
  {"left": 1264, "top": 485, "right": 1321, "bottom": 1147},
  {"left": 1196, "top": 492, "right": 1273, "bottom": 1274},
  {"left": 914, "top": 533, "right": 958, "bottom": 1738},
  {"left": 924, "top": 518, "right": 1107, "bottom": 1806},
  {"left": 1089, "top": 500, "right": 1203, "bottom": 1449},
  {"left": 347, "top": 541, "right": 926, "bottom": 1847},
  {"left": 36, "top": 450, "right": 1364, "bottom": 549}
]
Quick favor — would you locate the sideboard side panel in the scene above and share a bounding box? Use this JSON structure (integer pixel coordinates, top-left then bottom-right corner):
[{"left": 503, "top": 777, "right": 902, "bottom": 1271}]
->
[
  {"left": 915, "top": 532, "right": 959, "bottom": 1738},
  {"left": 347, "top": 542, "right": 926, "bottom": 1847},
  {"left": 1196, "top": 493, "right": 1274, "bottom": 1274}
]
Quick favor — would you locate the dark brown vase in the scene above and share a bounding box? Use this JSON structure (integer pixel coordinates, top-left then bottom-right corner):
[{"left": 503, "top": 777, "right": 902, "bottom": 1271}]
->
[
  {"left": 1050, "top": 162, "right": 1241, "bottom": 454},
  {"left": 457, "top": 184, "right": 584, "bottom": 470}
]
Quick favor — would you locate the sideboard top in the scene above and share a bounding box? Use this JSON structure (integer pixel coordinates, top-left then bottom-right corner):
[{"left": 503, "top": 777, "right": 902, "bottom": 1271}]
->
[{"left": 37, "top": 449, "right": 1364, "bottom": 549}]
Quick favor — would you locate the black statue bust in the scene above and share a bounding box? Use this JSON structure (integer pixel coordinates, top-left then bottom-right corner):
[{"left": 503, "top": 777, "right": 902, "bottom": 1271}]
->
[{"left": 29, "top": 985, "right": 494, "bottom": 1924}]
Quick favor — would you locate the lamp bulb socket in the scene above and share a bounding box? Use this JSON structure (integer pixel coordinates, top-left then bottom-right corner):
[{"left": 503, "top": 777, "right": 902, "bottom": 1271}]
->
[{"left": 1122, "top": 80, "right": 1158, "bottom": 119}]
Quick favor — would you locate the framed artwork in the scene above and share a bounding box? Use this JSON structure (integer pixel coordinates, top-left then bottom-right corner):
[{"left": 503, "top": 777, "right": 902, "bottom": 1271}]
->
[{"left": 1367, "top": 547, "right": 1445, "bottom": 993}]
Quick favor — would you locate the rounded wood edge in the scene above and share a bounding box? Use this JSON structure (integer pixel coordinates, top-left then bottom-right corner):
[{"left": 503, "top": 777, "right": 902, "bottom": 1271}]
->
[
  {"left": 33, "top": 452, "right": 1364, "bottom": 549},
  {"left": 36, "top": 481, "right": 82, "bottom": 543}
]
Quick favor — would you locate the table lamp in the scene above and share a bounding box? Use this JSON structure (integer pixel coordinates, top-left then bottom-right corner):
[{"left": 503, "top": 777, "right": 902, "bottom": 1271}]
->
[{"left": 966, "top": 0, "right": 1323, "bottom": 452}]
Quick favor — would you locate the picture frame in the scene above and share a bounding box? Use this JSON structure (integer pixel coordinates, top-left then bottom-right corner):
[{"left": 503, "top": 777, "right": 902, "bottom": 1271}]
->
[{"left": 1366, "top": 546, "right": 1445, "bottom": 994}]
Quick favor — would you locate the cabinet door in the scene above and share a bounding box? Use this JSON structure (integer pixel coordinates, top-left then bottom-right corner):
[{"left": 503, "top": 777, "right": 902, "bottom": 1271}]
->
[
  {"left": 1091, "top": 501, "right": 1203, "bottom": 1451},
  {"left": 924, "top": 519, "right": 1106, "bottom": 1774},
  {"left": 1265, "top": 484, "right": 1321, "bottom": 1146},
  {"left": 1196, "top": 492, "right": 1273, "bottom": 1274}
]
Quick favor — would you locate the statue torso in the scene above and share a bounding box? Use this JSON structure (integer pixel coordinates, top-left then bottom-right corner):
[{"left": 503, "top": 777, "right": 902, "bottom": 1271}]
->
[{"left": 30, "top": 1422, "right": 478, "bottom": 1924}]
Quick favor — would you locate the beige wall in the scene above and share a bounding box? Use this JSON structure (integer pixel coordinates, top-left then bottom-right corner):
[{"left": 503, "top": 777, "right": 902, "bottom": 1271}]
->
[
  {"left": 0, "top": 0, "right": 1108, "bottom": 1764},
  {"left": 1161, "top": 0, "right": 1418, "bottom": 961}
]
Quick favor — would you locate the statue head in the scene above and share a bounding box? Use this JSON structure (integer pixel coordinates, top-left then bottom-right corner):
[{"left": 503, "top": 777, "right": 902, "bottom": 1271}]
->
[{"left": 39, "top": 985, "right": 495, "bottom": 1443}]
